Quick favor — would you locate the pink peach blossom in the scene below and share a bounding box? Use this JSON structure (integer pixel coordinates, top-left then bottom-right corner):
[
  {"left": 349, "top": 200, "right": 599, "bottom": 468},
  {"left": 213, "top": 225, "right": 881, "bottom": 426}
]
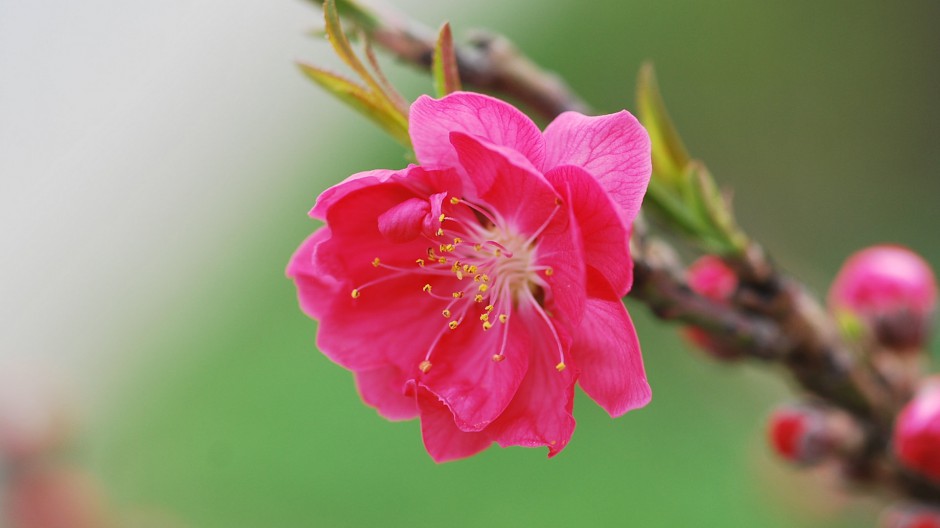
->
[{"left": 288, "top": 92, "right": 652, "bottom": 461}]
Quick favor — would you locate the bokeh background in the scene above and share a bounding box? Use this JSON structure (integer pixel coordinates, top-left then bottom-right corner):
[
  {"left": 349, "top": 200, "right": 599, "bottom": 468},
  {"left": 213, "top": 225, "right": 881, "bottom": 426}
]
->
[{"left": 3, "top": 0, "right": 939, "bottom": 526}]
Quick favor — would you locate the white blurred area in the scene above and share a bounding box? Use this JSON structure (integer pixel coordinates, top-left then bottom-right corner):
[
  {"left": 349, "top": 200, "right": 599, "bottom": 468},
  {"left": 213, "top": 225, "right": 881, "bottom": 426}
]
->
[{"left": 0, "top": 0, "right": 326, "bottom": 393}]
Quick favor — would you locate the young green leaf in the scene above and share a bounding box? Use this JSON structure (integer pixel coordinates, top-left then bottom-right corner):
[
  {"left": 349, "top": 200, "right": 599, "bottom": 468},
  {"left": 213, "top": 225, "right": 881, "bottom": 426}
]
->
[
  {"left": 637, "top": 63, "right": 690, "bottom": 186},
  {"left": 432, "top": 22, "right": 462, "bottom": 97},
  {"left": 297, "top": 63, "right": 411, "bottom": 148}
]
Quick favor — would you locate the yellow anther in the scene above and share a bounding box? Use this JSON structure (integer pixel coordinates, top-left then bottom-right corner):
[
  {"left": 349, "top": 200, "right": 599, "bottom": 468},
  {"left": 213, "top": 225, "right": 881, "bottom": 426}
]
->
[
  {"left": 456, "top": 270, "right": 464, "bottom": 280},
  {"left": 438, "top": 258, "right": 447, "bottom": 264},
  {"left": 416, "top": 258, "right": 425, "bottom": 267},
  {"left": 492, "top": 354, "right": 505, "bottom": 362},
  {"left": 481, "top": 274, "right": 490, "bottom": 283},
  {"left": 422, "top": 284, "right": 432, "bottom": 294},
  {"left": 555, "top": 362, "right": 567, "bottom": 372},
  {"left": 371, "top": 257, "right": 381, "bottom": 268},
  {"left": 442, "top": 309, "right": 451, "bottom": 318},
  {"left": 545, "top": 267, "right": 554, "bottom": 277},
  {"left": 498, "top": 314, "right": 508, "bottom": 323},
  {"left": 494, "top": 249, "right": 502, "bottom": 257},
  {"left": 452, "top": 291, "right": 464, "bottom": 299},
  {"left": 478, "top": 284, "right": 489, "bottom": 292},
  {"left": 351, "top": 289, "right": 361, "bottom": 299},
  {"left": 473, "top": 244, "right": 482, "bottom": 251},
  {"left": 482, "top": 321, "right": 493, "bottom": 331},
  {"left": 453, "top": 237, "right": 462, "bottom": 244},
  {"left": 436, "top": 228, "right": 444, "bottom": 236},
  {"left": 438, "top": 213, "right": 446, "bottom": 222},
  {"left": 448, "top": 320, "right": 459, "bottom": 330},
  {"left": 473, "top": 275, "right": 481, "bottom": 282},
  {"left": 440, "top": 244, "right": 455, "bottom": 252},
  {"left": 485, "top": 304, "right": 494, "bottom": 313},
  {"left": 474, "top": 294, "right": 484, "bottom": 303},
  {"left": 419, "top": 360, "right": 433, "bottom": 373},
  {"left": 467, "top": 265, "right": 477, "bottom": 273},
  {"left": 480, "top": 313, "right": 489, "bottom": 322},
  {"left": 449, "top": 197, "right": 460, "bottom": 205}
]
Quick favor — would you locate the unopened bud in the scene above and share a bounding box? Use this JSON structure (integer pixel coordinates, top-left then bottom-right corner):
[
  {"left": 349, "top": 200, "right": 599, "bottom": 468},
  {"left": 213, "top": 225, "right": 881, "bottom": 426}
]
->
[
  {"left": 767, "top": 403, "right": 863, "bottom": 466},
  {"left": 829, "top": 245, "right": 937, "bottom": 351},
  {"left": 681, "top": 256, "right": 741, "bottom": 360},
  {"left": 687, "top": 255, "right": 738, "bottom": 301},
  {"left": 881, "top": 503, "right": 940, "bottom": 528},
  {"left": 767, "top": 404, "right": 831, "bottom": 465},
  {"left": 893, "top": 379, "right": 940, "bottom": 481}
]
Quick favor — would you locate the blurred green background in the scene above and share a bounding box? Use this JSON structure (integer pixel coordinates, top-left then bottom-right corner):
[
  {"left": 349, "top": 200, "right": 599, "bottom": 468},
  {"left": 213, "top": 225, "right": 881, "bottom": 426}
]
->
[{"left": 4, "top": 0, "right": 939, "bottom": 526}]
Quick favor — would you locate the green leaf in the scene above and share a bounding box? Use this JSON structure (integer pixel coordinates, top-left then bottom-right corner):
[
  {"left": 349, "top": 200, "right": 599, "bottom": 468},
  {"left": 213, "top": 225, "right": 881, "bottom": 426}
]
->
[
  {"left": 297, "top": 63, "right": 411, "bottom": 148},
  {"left": 637, "top": 63, "right": 690, "bottom": 186},
  {"left": 432, "top": 23, "right": 462, "bottom": 97}
]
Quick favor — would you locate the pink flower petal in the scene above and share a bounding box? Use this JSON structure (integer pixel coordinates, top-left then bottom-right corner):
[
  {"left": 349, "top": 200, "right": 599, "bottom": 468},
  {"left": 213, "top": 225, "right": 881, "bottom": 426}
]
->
[
  {"left": 410, "top": 92, "right": 545, "bottom": 170},
  {"left": 409, "top": 383, "right": 493, "bottom": 463},
  {"left": 486, "top": 309, "right": 578, "bottom": 458},
  {"left": 546, "top": 164, "right": 633, "bottom": 297},
  {"left": 449, "top": 132, "right": 559, "bottom": 235},
  {"left": 377, "top": 197, "right": 431, "bottom": 242},
  {"left": 572, "top": 278, "right": 651, "bottom": 418},
  {"left": 415, "top": 314, "right": 531, "bottom": 431},
  {"left": 355, "top": 366, "right": 418, "bottom": 421},
  {"left": 286, "top": 228, "right": 340, "bottom": 320},
  {"left": 543, "top": 111, "right": 651, "bottom": 223},
  {"left": 530, "top": 202, "right": 586, "bottom": 347},
  {"left": 311, "top": 168, "right": 401, "bottom": 220},
  {"left": 316, "top": 271, "right": 448, "bottom": 372}
]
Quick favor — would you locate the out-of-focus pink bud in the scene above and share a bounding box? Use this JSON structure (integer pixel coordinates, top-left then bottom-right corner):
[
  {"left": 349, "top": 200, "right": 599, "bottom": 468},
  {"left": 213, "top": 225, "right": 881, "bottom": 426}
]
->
[
  {"left": 687, "top": 255, "right": 738, "bottom": 302},
  {"left": 3, "top": 467, "right": 111, "bottom": 528},
  {"left": 894, "top": 379, "right": 940, "bottom": 481},
  {"left": 0, "top": 360, "right": 75, "bottom": 461},
  {"left": 881, "top": 503, "right": 940, "bottom": 528},
  {"left": 681, "top": 255, "right": 741, "bottom": 360},
  {"left": 829, "top": 245, "right": 937, "bottom": 350},
  {"left": 767, "top": 404, "right": 831, "bottom": 465}
]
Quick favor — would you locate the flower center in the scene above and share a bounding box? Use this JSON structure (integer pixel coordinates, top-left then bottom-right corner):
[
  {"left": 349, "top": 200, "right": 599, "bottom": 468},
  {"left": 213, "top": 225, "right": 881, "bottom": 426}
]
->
[{"left": 351, "top": 194, "right": 565, "bottom": 374}]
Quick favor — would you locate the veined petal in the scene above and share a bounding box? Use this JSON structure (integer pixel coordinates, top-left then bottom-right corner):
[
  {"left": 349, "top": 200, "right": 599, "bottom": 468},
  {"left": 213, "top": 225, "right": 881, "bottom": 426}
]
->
[
  {"left": 408, "top": 383, "right": 493, "bottom": 463},
  {"left": 415, "top": 314, "right": 531, "bottom": 431},
  {"left": 546, "top": 165, "right": 633, "bottom": 297},
  {"left": 572, "top": 278, "right": 651, "bottom": 418},
  {"left": 449, "top": 132, "right": 558, "bottom": 235},
  {"left": 486, "top": 309, "right": 577, "bottom": 458},
  {"left": 355, "top": 365, "right": 418, "bottom": 421},
  {"left": 543, "top": 111, "right": 651, "bottom": 223},
  {"left": 410, "top": 92, "right": 545, "bottom": 171}
]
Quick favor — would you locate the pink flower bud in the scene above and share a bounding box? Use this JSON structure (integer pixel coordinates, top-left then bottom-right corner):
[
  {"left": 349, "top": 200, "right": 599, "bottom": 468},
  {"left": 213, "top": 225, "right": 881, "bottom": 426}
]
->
[
  {"left": 767, "top": 404, "right": 830, "bottom": 465},
  {"left": 894, "top": 379, "right": 940, "bottom": 481},
  {"left": 829, "top": 245, "right": 937, "bottom": 350},
  {"left": 687, "top": 255, "right": 738, "bottom": 302},
  {"left": 881, "top": 504, "right": 940, "bottom": 528},
  {"left": 681, "top": 255, "right": 741, "bottom": 360}
]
